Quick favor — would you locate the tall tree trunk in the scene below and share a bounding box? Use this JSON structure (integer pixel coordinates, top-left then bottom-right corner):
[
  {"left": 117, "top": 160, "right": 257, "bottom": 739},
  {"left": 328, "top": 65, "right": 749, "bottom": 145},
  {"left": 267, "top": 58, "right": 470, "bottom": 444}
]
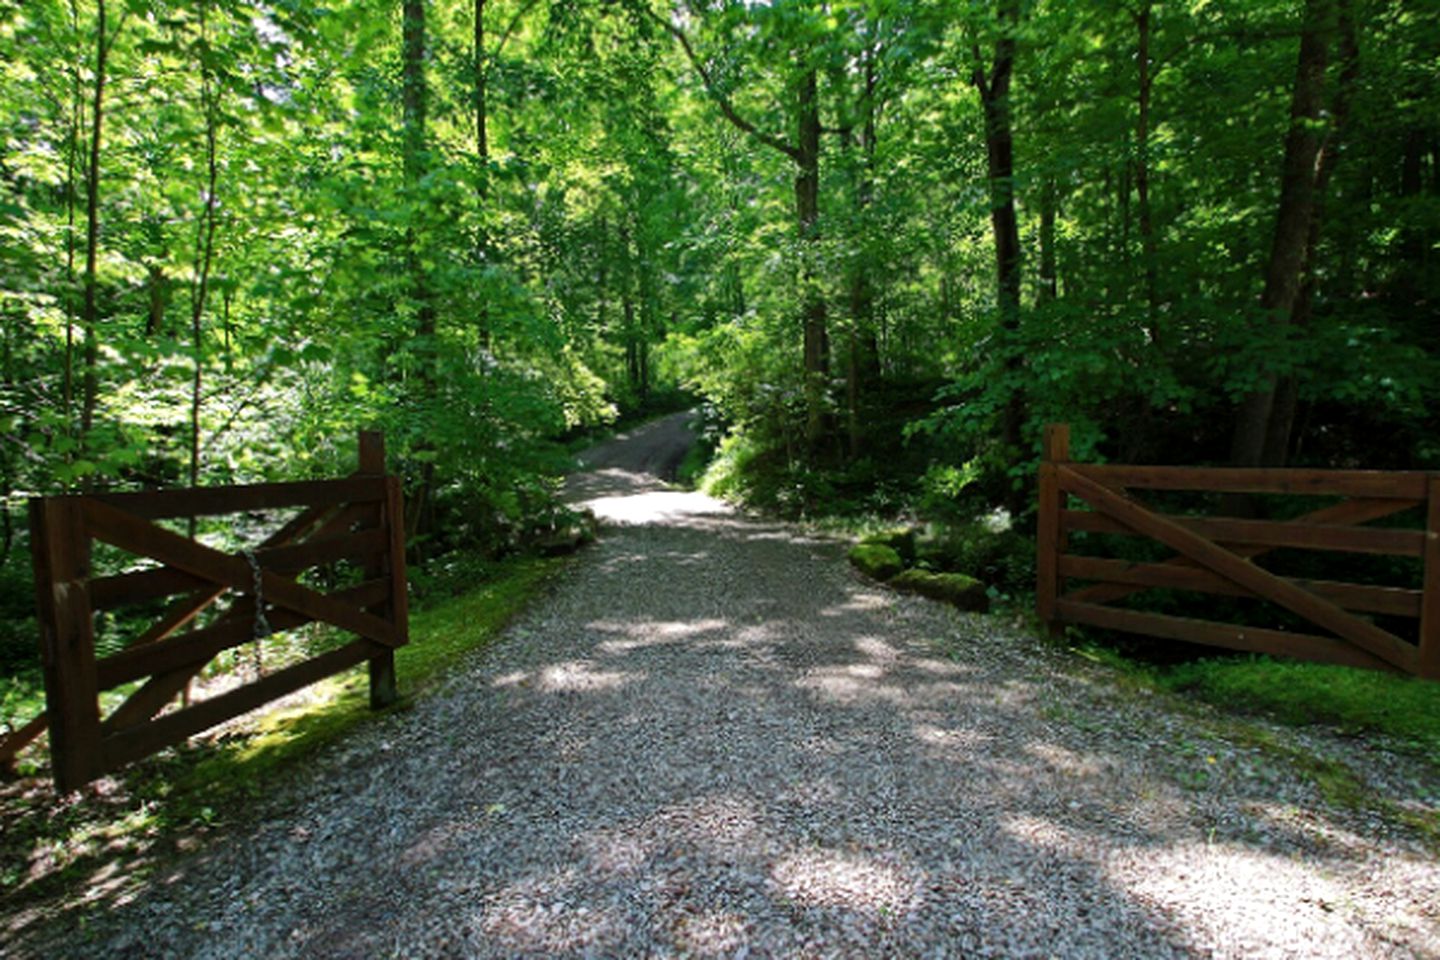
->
[
  {"left": 189, "top": 0, "right": 220, "bottom": 507},
  {"left": 80, "top": 0, "right": 113, "bottom": 458},
  {"left": 795, "top": 65, "right": 828, "bottom": 452},
  {"left": 1229, "top": 0, "right": 1334, "bottom": 470},
  {"left": 474, "top": 0, "right": 491, "bottom": 351},
  {"left": 973, "top": 0, "right": 1025, "bottom": 456},
  {"left": 63, "top": 0, "right": 83, "bottom": 442},
  {"left": 1262, "top": 0, "right": 1358, "bottom": 467},
  {"left": 403, "top": 0, "right": 436, "bottom": 541},
  {"left": 1135, "top": 0, "right": 1160, "bottom": 341},
  {"left": 846, "top": 46, "right": 880, "bottom": 458}
]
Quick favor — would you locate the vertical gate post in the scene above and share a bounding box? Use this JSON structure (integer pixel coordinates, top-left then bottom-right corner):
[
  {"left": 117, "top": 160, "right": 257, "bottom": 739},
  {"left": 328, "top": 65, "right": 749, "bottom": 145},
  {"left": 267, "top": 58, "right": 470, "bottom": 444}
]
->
[
  {"left": 30, "top": 498, "right": 102, "bottom": 791},
  {"left": 1036, "top": 424, "right": 1070, "bottom": 640},
  {"left": 359, "top": 430, "right": 399, "bottom": 707},
  {"left": 1420, "top": 475, "right": 1440, "bottom": 680}
]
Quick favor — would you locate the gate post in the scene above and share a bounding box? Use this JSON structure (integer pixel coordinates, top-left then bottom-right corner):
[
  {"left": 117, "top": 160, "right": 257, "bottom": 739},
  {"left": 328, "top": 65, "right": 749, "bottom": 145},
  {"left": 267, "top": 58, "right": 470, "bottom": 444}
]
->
[
  {"left": 30, "top": 498, "right": 102, "bottom": 791},
  {"left": 1420, "top": 475, "right": 1440, "bottom": 680},
  {"left": 1037, "top": 424, "right": 1070, "bottom": 640},
  {"left": 359, "top": 430, "right": 399, "bottom": 707}
]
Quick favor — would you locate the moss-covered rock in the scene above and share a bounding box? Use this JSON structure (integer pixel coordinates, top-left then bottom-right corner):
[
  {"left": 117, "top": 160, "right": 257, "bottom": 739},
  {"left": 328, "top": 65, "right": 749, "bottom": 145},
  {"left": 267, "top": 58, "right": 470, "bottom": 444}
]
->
[
  {"left": 848, "top": 543, "right": 904, "bottom": 581},
  {"left": 860, "top": 526, "right": 919, "bottom": 563},
  {"left": 891, "top": 569, "right": 990, "bottom": 612}
]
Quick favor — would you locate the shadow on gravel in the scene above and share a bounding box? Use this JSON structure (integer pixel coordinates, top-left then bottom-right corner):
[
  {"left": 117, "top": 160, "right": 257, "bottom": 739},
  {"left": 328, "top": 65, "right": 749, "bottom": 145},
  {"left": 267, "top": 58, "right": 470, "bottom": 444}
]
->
[{"left": 18, "top": 451, "right": 1436, "bottom": 958}]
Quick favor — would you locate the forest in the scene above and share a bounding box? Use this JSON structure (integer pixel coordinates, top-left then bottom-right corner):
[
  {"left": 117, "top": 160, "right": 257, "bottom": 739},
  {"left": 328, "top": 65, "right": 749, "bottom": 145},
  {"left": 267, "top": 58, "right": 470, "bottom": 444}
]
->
[{"left": 1, "top": 0, "right": 1438, "bottom": 698}]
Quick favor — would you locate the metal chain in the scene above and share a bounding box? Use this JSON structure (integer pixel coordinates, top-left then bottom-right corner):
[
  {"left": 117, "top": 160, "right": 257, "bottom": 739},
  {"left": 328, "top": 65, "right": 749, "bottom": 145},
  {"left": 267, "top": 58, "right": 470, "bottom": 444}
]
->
[{"left": 241, "top": 549, "right": 273, "bottom": 641}]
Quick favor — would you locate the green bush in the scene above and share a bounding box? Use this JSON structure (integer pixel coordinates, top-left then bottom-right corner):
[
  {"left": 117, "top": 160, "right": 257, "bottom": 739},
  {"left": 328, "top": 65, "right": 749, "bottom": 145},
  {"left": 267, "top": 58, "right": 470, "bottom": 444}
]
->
[
  {"left": 917, "top": 519, "right": 1034, "bottom": 595},
  {"left": 848, "top": 543, "right": 904, "bottom": 581}
]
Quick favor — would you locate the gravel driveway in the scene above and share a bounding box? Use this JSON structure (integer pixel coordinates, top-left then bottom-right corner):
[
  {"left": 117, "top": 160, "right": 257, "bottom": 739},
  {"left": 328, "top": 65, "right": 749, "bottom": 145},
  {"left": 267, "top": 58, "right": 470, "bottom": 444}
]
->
[{"left": 21, "top": 412, "right": 1440, "bottom": 957}]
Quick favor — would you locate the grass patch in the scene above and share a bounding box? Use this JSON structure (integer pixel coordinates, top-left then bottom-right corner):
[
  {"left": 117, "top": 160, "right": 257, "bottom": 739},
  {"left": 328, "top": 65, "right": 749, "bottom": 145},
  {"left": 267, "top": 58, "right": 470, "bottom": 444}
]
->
[
  {"left": 1059, "top": 637, "right": 1440, "bottom": 850},
  {"left": 0, "top": 553, "right": 567, "bottom": 928},
  {"left": 674, "top": 437, "right": 713, "bottom": 489},
  {"left": 1156, "top": 656, "right": 1440, "bottom": 754}
]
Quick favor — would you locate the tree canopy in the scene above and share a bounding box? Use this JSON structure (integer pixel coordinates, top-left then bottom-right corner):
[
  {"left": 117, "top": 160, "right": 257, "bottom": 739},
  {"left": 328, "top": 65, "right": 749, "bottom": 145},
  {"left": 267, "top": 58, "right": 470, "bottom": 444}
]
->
[{"left": 2, "top": 0, "right": 1437, "bottom": 620}]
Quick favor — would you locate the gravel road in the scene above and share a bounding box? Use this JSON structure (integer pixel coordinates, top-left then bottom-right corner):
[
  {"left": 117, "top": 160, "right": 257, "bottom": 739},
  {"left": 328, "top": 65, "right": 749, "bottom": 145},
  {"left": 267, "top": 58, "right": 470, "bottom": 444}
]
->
[{"left": 18, "top": 411, "right": 1439, "bottom": 957}]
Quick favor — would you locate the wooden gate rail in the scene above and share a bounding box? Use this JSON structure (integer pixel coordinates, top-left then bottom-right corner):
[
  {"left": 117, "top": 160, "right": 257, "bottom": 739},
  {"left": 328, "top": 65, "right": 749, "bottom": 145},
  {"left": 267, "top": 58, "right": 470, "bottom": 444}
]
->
[
  {"left": 4, "top": 430, "right": 408, "bottom": 791},
  {"left": 1036, "top": 423, "right": 1439, "bottom": 680}
]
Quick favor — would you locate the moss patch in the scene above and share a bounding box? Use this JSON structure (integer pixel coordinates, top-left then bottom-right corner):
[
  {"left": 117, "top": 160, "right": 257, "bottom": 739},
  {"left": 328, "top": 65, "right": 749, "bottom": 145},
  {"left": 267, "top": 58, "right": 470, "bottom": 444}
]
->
[
  {"left": 848, "top": 543, "right": 904, "bottom": 581},
  {"left": 891, "top": 569, "right": 989, "bottom": 612},
  {"left": 860, "top": 527, "right": 918, "bottom": 564}
]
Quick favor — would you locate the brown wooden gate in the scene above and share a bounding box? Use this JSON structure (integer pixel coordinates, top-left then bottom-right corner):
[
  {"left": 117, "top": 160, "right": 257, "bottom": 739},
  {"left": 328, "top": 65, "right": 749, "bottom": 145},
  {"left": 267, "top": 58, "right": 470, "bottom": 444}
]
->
[
  {"left": 9, "top": 431, "right": 408, "bottom": 791},
  {"left": 1037, "top": 424, "right": 1440, "bottom": 679}
]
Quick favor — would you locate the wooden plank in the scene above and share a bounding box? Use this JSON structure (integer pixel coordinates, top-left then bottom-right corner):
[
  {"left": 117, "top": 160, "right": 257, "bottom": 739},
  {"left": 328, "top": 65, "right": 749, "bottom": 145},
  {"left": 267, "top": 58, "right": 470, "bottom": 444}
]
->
[
  {"left": 1068, "top": 497, "right": 1416, "bottom": 607},
  {"left": 90, "top": 566, "right": 210, "bottom": 610},
  {"left": 1072, "top": 464, "right": 1428, "bottom": 500},
  {"left": 1059, "top": 555, "right": 1423, "bottom": 618},
  {"left": 96, "top": 579, "right": 391, "bottom": 692},
  {"left": 384, "top": 476, "right": 410, "bottom": 649},
  {"left": 86, "top": 476, "right": 384, "bottom": 520},
  {"left": 1055, "top": 600, "right": 1398, "bottom": 673},
  {"left": 265, "top": 500, "right": 341, "bottom": 548},
  {"left": 367, "top": 467, "right": 403, "bottom": 707},
  {"left": 105, "top": 501, "right": 347, "bottom": 642},
  {"left": 100, "top": 638, "right": 382, "bottom": 770},
  {"left": 30, "top": 498, "right": 103, "bottom": 792},
  {"left": 1059, "top": 466, "right": 1419, "bottom": 673},
  {"left": 100, "top": 578, "right": 388, "bottom": 734},
  {"left": 1062, "top": 509, "right": 1424, "bottom": 557},
  {"left": 1419, "top": 477, "right": 1440, "bottom": 680},
  {"left": 258, "top": 528, "right": 387, "bottom": 575},
  {"left": 38, "top": 498, "right": 350, "bottom": 760},
  {"left": 0, "top": 713, "right": 48, "bottom": 765},
  {"left": 82, "top": 499, "right": 400, "bottom": 648},
  {"left": 307, "top": 500, "right": 376, "bottom": 542},
  {"left": 97, "top": 581, "right": 391, "bottom": 731},
  {"left": 1036, "top": 424, "right": 1069, "bottom": 635},
  {"left": 97, "top": 497, "right": 381, "bottom": 732}
]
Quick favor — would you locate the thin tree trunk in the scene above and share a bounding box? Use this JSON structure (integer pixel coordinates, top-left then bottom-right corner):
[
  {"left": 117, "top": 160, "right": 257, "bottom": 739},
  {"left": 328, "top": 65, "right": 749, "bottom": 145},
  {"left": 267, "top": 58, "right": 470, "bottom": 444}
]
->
[
  {"left": 1136, "top": 0, "right": 1160, "bottom": 340},
  {"left": 403, "top": 0, "right": 436, "bottom": 544},
  {"left": 63, "top": 0, "right": 83, "bottom": 442},
  {"left": 1230, "top": 0, "right": 1334, "bottom": 470},
  {"left": 80, "top": 0, "right": 113, "bottom": 457},
  {"left": 222, "top": 285, "right": 233, "bottom": 372},
  {"left": 1262, "top": 0, "right": 1357, "bottom": 467},
  {"left": 847, "top": 45, "right": 882, "bottom": 458},
  {"left": 972, "top": 0, "right": 1024, "bottom": 456},
  {"left": 795, "top": 65, "right": 828, "bottom": 451},
  {"left": 189, "top": 0, "right": 221, "bottom": 504},
  {"left": 474, "top": 0, "right": 491, "bottom": 351}
]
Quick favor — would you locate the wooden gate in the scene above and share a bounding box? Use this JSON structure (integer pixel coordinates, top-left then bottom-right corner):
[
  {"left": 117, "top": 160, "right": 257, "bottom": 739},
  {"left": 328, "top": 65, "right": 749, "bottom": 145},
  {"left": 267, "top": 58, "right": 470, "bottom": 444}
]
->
[
  {"left": 9, "top": 431, "right": 408, "bottom": 791},
  {"left": 1037, "top": 424, "right": 1439, "bottom": 679}
]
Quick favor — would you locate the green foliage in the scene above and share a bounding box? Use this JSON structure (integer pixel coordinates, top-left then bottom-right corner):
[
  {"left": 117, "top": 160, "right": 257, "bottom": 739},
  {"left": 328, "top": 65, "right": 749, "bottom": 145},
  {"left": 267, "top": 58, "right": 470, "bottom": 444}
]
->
[
  {"left": 916, "top": 518, "right": 1034, "bottom": 598},
  {"left": 847, "top": 543, "right": 903, "bottom": 581}
]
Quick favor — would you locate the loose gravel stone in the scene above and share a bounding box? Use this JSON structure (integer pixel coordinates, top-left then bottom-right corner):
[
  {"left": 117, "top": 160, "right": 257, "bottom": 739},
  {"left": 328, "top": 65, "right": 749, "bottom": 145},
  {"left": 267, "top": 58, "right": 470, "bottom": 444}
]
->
[{"left": 13, "top": 413, "right": 1439, "bottom": 958}]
